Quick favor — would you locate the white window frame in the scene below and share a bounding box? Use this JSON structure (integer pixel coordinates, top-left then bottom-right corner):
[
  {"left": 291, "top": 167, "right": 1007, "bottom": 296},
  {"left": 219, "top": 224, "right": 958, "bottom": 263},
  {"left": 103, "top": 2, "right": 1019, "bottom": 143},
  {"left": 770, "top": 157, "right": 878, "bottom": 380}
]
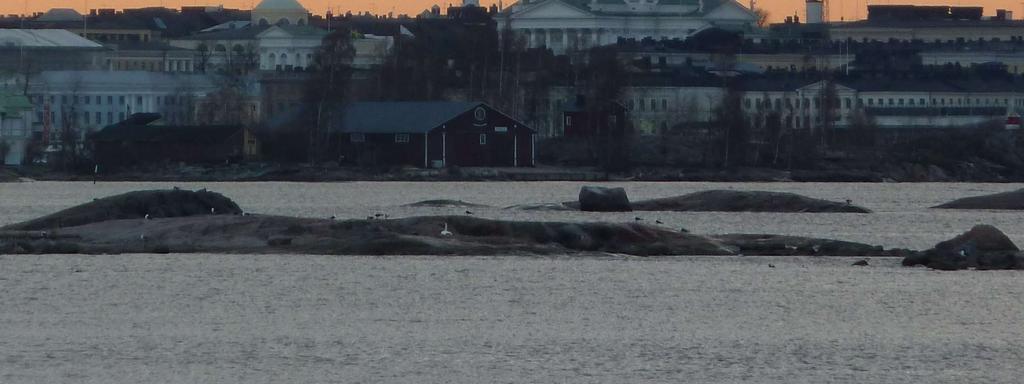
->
[
  {"left": 395, "top": 133, "right": 410, "bottom": 143},
  {"left": 479, "top": 134, "right": 487, "bottom": 145}
]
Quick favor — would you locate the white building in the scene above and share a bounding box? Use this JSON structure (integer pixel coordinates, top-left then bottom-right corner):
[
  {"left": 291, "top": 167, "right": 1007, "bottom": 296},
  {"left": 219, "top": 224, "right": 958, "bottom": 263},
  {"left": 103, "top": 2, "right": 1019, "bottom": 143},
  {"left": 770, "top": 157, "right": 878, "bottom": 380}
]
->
[
  {"left": 256, "top": 25, "right": 328, "bottom": 71},
  {"left": 28, "top": 71, "right": 219, "bottom": 135},
  {"left": 497, "top": 0, "right": 760, "bottom": 54}
]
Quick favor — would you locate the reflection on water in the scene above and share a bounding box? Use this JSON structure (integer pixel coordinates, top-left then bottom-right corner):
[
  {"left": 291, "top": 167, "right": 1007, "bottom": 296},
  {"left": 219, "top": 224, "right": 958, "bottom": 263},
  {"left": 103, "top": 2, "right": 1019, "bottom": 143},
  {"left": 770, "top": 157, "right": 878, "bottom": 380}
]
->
[{"left": 0, "top": 254, "right": 1022, "bottom": 383}]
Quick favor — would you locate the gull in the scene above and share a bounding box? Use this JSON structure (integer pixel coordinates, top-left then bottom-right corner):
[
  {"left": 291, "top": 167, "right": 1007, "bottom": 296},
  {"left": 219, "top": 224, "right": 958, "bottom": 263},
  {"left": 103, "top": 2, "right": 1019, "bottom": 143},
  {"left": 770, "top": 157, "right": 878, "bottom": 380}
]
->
[
  {"left": 440, "top": 223, "right": 454, "bottom": 237},
  {"left": 210, "top": 208, "right": 216, "bottom": 214},
  {"left": 330, "top": 215, "right": 337, "bottom": 220},
  {"left": 655, "top": 219, "right": 664, "bottom": 225},
  {"left": 769, "top": 263, "right": 776, "bottom": 268},
  {"left": 634, "top": 217, "right": 643, "bottom": 222},
  {"left": 144, "top": 214, "right": 151, "bottom": 220},
  {"left": 465, "top": 210, "right": 474, "bottom": 215}
]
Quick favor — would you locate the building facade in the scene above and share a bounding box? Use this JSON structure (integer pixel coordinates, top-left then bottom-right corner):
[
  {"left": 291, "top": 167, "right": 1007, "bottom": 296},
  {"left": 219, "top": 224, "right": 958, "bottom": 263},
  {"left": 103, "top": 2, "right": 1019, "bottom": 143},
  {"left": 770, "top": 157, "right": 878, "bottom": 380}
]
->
[
  {"left": 28, "top": 71, "right": 219, "bottom": 136},
  {"left": 497, "top": 0, "right": 760, "bottom": 54}
]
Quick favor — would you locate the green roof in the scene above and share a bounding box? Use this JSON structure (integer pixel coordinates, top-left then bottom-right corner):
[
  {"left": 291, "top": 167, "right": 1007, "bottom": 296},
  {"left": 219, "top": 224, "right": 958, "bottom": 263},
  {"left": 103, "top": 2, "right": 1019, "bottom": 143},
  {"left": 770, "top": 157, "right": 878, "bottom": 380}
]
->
[{"left": 0, "top": 93, "right": 33, "bottom": 115}]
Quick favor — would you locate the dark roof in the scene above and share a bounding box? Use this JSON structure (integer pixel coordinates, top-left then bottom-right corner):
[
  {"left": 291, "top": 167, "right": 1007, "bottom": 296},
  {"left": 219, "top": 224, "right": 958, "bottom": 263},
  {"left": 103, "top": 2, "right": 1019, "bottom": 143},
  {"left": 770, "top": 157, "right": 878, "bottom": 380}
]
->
[
  {"left": 182, "top": 24, "right": 271, "bottom": 40},
  {"left": 338, "top": 101, "right": 483, "bottom": 133},
  {"left": 92, "top": 114, "right": 241, "bottom": 142}
]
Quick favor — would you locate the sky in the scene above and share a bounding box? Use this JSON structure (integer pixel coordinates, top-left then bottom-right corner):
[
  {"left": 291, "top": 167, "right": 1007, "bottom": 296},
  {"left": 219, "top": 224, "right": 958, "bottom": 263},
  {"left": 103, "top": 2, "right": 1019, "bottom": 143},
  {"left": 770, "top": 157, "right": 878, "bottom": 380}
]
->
[{"left": 1, "top": 0, "right": 1021, "bottom": 23}]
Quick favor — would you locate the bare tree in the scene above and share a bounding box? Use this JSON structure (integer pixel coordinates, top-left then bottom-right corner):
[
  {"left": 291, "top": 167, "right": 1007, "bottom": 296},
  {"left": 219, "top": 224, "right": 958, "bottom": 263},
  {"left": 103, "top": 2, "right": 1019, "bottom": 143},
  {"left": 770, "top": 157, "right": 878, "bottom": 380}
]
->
[{"left": 305, "top": 29, "right": 355, "bottom": 163}]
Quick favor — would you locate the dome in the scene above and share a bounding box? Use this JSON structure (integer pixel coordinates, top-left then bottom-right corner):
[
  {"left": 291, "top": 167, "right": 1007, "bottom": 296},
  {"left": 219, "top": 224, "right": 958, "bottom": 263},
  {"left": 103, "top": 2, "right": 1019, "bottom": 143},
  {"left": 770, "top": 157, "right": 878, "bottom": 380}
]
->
[
  {"left": 37, "top": 8, "right": 84, "bottom": 22},
  {"left": 254, "top": 0, "right": 307, "bottom": 11}
]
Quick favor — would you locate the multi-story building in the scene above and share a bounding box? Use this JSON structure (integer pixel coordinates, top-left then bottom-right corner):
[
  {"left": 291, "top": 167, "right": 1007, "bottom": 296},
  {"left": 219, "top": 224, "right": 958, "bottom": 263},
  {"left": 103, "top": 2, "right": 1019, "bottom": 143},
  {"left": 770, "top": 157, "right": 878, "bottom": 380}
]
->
[
  {"left": 28, "top": 71, "right": 218, "bottom": 136},
  {"left": 497, "top": 0, "right": 760, "bottom": 54}
]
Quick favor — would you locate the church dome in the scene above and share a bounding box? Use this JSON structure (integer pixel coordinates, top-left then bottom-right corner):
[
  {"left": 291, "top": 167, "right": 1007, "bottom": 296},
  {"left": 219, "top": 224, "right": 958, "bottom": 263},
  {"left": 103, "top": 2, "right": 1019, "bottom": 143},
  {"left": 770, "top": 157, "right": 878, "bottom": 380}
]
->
[{"left": 254, "top": 0, "right": 307, "bottom": 11}]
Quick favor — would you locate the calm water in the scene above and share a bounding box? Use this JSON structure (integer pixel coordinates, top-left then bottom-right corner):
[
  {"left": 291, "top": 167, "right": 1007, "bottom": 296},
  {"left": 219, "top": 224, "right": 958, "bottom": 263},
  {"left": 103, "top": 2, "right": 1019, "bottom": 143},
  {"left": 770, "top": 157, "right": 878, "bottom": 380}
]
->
[{"left": 2, "top": 181, "right": 1024, "bottom": 382}]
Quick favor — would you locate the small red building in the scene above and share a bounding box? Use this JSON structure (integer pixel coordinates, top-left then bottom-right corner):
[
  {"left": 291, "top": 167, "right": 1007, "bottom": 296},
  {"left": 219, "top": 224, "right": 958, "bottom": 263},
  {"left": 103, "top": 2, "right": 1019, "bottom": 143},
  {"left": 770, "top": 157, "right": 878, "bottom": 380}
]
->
[{"left": 336, "top": 102, "right": 536, "bottom": 167}]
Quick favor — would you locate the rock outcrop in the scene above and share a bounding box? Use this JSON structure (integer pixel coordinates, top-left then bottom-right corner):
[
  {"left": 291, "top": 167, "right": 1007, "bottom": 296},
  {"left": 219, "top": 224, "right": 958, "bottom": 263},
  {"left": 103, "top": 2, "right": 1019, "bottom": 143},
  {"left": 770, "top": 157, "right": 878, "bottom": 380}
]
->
[
  {"left": 577, "top": 186, "right": 632, "bottom": 212},
  {"left": 0, "top": 214, "right": 737, "bottom": 256},
  {"left": 631, "top": 190, "right": 871, "bottom": 213},
  {"left": 4, "top": 189, "right": 242, "bottom": 231},
  {"left": 902, "top": 225, "right": 1023, "bottom": 270},
  {"left": 710, "top": 234, "right": 903, "bottom": 256},
  {"left": 404, "top": 199, "right": 489, "bottom": 208},
  {"left": 933, "top": 189, "right": 1024, "bottom": 210}
]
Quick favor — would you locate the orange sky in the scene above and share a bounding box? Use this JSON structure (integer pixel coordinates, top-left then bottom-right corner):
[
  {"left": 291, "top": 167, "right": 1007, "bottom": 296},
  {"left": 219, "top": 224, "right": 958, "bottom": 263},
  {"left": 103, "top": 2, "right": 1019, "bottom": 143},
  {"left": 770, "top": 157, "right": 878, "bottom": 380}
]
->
[{"left": 1, "top": 0, "right": 1021, "bottom": 23}]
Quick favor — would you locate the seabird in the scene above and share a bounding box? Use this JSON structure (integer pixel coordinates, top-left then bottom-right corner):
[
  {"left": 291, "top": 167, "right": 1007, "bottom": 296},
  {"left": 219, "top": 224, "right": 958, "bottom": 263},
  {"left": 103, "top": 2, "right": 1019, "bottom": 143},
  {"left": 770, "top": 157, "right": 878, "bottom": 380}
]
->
[
  {"left": 210, "top": 208, "right": 216, "bottom": 214},
  {"left": 440, "top": 223, "right": 454, "bottom": 237},
  {"left": 769, "top": 263, "right": 776, "bottom": 268},
  {"left": 465, "top": 210, "right": 474, "bottom": 215},
  {"left": 375, "top": 213, "right": 384, "bottom": 218},
  {"left": 242, "top": 212, "right": 250, "bottom": 216},
  {"left": 366, "top": 215, "right": 374, "bottom": 220},
  {"left": 845, "top": 199, "right": 852, "bottom": 205},
  {"left": 173, "top": 186, "right": 180, "bottom": 191},
  {"left": 634, "top": 217, "right": 643, "bottom": 221},
  {"left": 144, "top": 214, "right": 151, "bottom": 220},
  {"left": 655, "top": 219, "right": 664, "bottom": 225},
  {"left": 959, "top": 249, "right": 968, "bottom": 257},
  {"left": 330, "top": 215, "right": 337, "bottom": 220}
]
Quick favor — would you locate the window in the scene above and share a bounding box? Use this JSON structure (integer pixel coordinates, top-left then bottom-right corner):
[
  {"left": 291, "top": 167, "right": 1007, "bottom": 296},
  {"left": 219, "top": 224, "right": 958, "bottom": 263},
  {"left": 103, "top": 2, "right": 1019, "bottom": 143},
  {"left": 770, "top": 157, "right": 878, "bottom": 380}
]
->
[
  {"left": 119, "top": 96, "right": 126, "bottom": 104},
  {"left": 108, "top": 96, "right": 113, "bottom": 105},
  {"left": 83, "top": 112, "right": 90, "bottom": 124},
  {"left": 919, "top": 98, "right": 925, "bottom": 105},
  {"left": 479, "top": 134, "right": 487, "bottom": 145},
  {"left": 61, "top": 95, "right": 67, "bottom": 104},
  {"left": 564, "top": 116, "right": 572, "bottom": 127},
  {"left": 84, "top": 96, "right": 90, "bottom": 105},
  {"left": 395, "top": 133, "right": 409, "bottom": 143},
  {"left": 96, "top": 96, "right": 101, "bottom": 105},
  {"left": 639, "top": 99, "right": 645, "bottom": 112},
  {"left": 107, "top": 112, "right": 113, "bottom": 124},
  {"left": 95, "top": 112, "right": 101, "bottom": 124},
  {"left": 650, "top": 99, "right": 657, "bottom": 112},
  {"left": 136, "top": 96, "right": 143, "bottom": 105},
  {"left": 351, "top": 133, "right": 365, "bottom": 143},
  {"left": 662, "top": 99, "right": 668, "bottom": 110}
]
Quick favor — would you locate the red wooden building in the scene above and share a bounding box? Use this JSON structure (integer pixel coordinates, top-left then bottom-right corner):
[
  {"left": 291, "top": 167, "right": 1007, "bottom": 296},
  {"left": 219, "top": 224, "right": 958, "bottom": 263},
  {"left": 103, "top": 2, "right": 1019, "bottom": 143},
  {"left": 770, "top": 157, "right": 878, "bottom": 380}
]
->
[{"left": 336, "top": 102, "right": 536, "bottom": 167}]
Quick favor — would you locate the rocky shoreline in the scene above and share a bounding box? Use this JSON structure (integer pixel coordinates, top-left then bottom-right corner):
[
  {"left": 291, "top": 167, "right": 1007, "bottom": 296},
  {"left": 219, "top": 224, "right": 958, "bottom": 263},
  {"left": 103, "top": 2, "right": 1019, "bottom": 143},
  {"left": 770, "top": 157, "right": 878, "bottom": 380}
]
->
[{"left": 7, "top": 187, "right": 1024, "bottom": 271}]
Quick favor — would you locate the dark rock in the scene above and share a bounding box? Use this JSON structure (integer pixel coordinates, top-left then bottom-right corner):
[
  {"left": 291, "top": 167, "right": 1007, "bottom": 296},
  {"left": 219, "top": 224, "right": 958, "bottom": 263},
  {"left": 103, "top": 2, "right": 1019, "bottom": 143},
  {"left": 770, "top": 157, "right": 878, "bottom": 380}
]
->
[
  {"left": 578, "top": 186, "right": 632, "bottom": 212},
  {"left": 852, "top": 259, "right": 869, "bottom": 266},
  {"left": 933, "top": 188, "right": 1024, "bottom": 210},
  {"left": 504, "top": 203, "right": 576, "bottom": 211},
  {"left": 711, "top": 234, "right": 894, "bottom": 256},
  {"left": 631, "top": 190, "right": 871, "bottom": 213},
  {"left": 902, "top": 225, "right": 1023, "bottom": 270},
  {"left": 267, "top": 237, "right": 293, "bottom": 246},
  {"left": 405, "top": 199, "right": 489, "bottom": 208},
  {"left": 4, "top": 189, "right": 242, "bottom": 231}
]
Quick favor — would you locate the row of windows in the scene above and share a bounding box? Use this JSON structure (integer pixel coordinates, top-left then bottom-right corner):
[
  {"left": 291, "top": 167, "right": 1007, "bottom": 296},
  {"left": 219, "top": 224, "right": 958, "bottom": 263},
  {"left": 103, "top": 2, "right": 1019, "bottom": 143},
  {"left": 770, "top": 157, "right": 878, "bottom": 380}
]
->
[
  {"left": 628, "top": 98, "right": 670, "bottom": 112},
  {"left": 351, "top": 133, "right": 490, "bottom": 145},
  {"left": 744, "top": 96, "right": 1016, "bottom": 111},
  {"left": 36, "top": 94, "right": 192, "bottom": 107}
]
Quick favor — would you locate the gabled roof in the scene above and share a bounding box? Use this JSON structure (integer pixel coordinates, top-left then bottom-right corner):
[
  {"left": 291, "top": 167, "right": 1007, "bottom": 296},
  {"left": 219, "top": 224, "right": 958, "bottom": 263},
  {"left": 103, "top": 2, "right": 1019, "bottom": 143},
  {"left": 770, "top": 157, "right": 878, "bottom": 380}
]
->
[{"left": 339, "top": 101, "right": 483, "bottom": 133}]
